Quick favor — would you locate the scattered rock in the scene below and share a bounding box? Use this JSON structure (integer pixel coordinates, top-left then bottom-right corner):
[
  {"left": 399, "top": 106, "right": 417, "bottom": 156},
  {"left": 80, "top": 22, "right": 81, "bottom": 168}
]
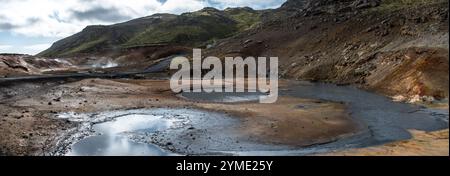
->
[{"left": 353, "top": 0, "right": 380, "bottom": 10}]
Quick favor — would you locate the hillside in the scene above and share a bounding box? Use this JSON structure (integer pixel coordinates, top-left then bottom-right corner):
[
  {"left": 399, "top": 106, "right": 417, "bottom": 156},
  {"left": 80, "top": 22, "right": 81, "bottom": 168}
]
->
[
  {"left": 205, "top": 0, "right": 449, "bottom": 102},
  {"left": 38, "top": 7, "right": 263, "bottom": 57},
  {"left": 36, "top": 0, "right": 449, "bottom": 102}
]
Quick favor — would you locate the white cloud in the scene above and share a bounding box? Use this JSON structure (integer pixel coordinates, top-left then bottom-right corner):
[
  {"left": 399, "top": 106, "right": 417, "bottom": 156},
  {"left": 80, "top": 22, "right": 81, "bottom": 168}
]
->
[
  {"left": 0, "top": 44, "right": 52, "bottom": 55},
  {"left": 0, "top": 0, "right": 286, "bottom": 54},
  {"left": 0, "top": 45, "right": 15, "bottom": 54},
  {"left": 23, "top": 43, "right": 52, "bottom": 51},
  {"left": 0, "top": 45, "right": 12, "bottom": 50},
  {"left": 0, "top": 0, "right": 206, "bottom": 37},
  {"left": 210, "top": 0, "right": 283, "bottom": 9},
  {"left": 0, "top": 0, "right": 285, "bottom": 38},
  {"left": 21, "top": 43, "right": 51, "bottom": 55}
]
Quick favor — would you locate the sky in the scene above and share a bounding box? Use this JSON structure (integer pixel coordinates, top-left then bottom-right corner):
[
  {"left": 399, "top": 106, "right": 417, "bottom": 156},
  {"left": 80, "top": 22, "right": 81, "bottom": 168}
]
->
[{"left": 0, "top": 0, "right": 287, "bottom": 55}]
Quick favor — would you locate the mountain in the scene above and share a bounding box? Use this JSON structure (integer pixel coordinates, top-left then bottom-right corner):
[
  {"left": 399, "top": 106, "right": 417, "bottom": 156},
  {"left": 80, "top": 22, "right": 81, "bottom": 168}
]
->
[{"left": 38, "top": 7, "right": 262, "bottom": 57}]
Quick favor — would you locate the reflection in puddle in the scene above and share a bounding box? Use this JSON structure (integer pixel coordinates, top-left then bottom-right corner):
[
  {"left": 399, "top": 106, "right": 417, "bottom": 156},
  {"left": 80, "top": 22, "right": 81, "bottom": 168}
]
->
[
  {"left": 67, "top": 114, "right": 178, "bottom": 156},
  {"left": 67, "top": 135, "right": 169, "bottom": 156},
  {"left": 95, "top": 114, "right": 174, "bottom": 134},
  {"left": 62, "top": 108, "right": 253, "bottom": 156},
  {"left": 181, "top": 92, "right": 268, "bottom": 103}
]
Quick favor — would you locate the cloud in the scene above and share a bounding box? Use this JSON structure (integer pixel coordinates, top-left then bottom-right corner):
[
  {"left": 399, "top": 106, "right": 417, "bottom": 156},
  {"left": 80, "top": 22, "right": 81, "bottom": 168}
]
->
[
  {"left": 0, "top": 23, "right": 18, "bottom": 30},
  {"left": 0, "top": 45, "right": 14, "bottom": 54},
  {"left": 0, "top": 0, "right": 286, "bottom": 54},
  {"left": 0, "top": 0, "right": 200, "bottom": 37},
  {"left": 0, "top": 0, "right": 286, "bottom": 38},
  {"left": 23, "top": 43, "right": 52, "bottom": 51},
  {"left": 208, "top": 0, "right": 284, "bottom": 9},
  {"left": 71, "top": 6, "right": 132, "bottom": 22},
  {"left": 0, "top": 44, "right": 52, "bottom": 55},
  {"left": 0, "top": 44, "right": 12, "bottom": 50}
]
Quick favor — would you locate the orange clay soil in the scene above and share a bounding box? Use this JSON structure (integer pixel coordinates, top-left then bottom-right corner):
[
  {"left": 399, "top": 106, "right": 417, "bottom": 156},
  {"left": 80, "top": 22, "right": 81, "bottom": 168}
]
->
[{"left": 325, "top": 129, "right": 449, "bottom": 156}]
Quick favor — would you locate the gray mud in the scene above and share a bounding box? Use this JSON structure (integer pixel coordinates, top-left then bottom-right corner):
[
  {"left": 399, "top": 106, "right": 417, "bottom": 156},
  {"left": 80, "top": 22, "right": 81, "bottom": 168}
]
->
[
  {"left": 58, "top": 108, "right": 293, "bottom": 156},
  {"left": 56, "top": 81, "right": 448, "bottom": 156},
  {"left": 280, "top": 81, "right": 449, "bottom": 149}
]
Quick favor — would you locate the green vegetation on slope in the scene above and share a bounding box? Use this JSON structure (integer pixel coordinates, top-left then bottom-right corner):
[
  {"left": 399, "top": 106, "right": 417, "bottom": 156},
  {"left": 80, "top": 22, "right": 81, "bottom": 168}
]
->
[
  {"left": 39, "top": 7, "right": 262, "bottom": 57},
  {"left": 225, "top": 7, "right": 262, "bottom": 31}
]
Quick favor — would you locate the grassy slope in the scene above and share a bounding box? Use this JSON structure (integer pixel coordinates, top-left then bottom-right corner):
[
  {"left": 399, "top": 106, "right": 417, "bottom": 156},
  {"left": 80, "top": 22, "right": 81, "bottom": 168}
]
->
[{"left": 38, "top": 8, "right": 262, "bottom": 57}]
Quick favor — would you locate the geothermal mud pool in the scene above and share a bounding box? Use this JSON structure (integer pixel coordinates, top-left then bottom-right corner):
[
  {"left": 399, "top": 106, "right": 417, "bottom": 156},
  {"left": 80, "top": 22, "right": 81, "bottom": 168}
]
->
[
  {"left": 53, "top": 82, "right": 448, "bottom": 156},
  {"left": 0, "top": 70, "right": 447, "bottom": 156},
  {"left": 58, "top": 108, "right": 297, "bottom": 156},
  {"left": 64, "top": 112, "right": 178, "bottom": 156}
]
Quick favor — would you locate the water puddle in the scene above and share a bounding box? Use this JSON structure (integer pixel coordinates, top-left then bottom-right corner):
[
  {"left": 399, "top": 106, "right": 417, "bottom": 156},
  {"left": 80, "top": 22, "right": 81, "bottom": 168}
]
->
[
  {"left": 58, "top": 108, "right": 263, "bottom": 156},
  {"left": 180, "top": 91, "right": 268, "bottom": 103},
  {"left": 66, "top": 114, "right": 178, "bottom": 156}
]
